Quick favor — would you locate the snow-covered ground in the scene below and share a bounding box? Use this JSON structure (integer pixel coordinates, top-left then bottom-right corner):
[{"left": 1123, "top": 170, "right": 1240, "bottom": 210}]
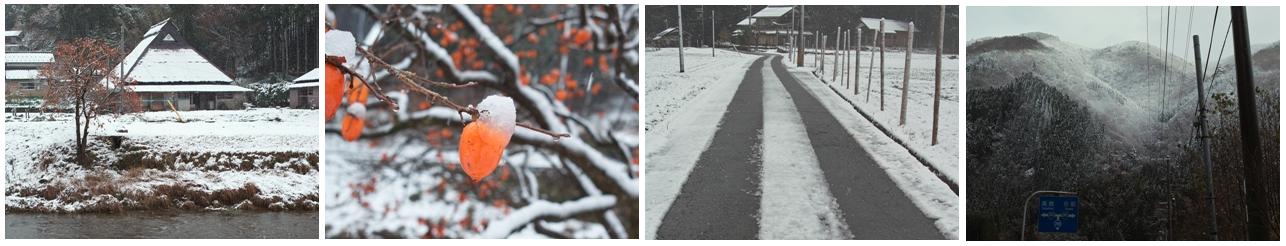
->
[
  {"left": 788, "top": 67, "right": 960, "bottom": 239},
  {"left": 643, "top": 47, "right": 760, "bottom": 239},
  {"left": 5, "top": 108, "right": 319, "bottom": 212},
  {"left": 804, "top": 48, "right": 961, "bottom": 185},
  {"left": 759, "top": 62, "right": 850, "bottom": 239}
]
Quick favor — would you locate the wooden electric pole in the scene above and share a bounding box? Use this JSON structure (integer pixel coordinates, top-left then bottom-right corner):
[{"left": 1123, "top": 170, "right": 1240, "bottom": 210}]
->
[
  {"left": 879, "top": 18, "right": 886, "bottom": 111},
  {"left": 1191, "top": 34, "right": 1219, "bottom": 241},
  {"left": 1231, "top": 6, "right": 1270, "bottom": 240}
]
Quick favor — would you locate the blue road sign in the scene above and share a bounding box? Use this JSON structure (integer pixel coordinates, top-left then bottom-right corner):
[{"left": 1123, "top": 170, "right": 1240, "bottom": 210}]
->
[{"left": 1037, "top": 196, "right": 1078, "bottom": 233}]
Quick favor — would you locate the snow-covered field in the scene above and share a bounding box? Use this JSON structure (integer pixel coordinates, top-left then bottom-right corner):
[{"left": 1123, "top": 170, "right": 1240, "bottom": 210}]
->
[
  {"left": 805, "top": 48, "right": 961, "bottom": 184},
  {"left": 643, "top": 47, "right": 760, "bottom": 239},
  {"left": 789, "top": 67, "right": 960, "bottom": 239},
  {"left": 5, "top": 108, "right": 319, "bottom": 212}
]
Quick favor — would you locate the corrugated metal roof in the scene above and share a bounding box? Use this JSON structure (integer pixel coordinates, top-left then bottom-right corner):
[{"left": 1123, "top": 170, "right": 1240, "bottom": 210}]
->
[
  {"left": 293, "top": 67, "right": 320, "bottom": 83},
  {"left": 5, "top": 70, "right": 41, "bottom": 80},
  {"left": 859, "top": 17, "right": 917, "bottom": 33},
  {"left": 5, "top": 53, "right": 53, "bottom": 63},
  {"left": 132, "top": 84, "right": 250, "bottom": 92},
  {"left": 753, "top": 6, "right": 794, "bottom": 18}
]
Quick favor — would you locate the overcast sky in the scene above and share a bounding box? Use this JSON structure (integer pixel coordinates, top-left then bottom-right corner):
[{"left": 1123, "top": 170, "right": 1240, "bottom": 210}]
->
[{"left": 968, "top": 6, "right": 1279, "bottom": 51}]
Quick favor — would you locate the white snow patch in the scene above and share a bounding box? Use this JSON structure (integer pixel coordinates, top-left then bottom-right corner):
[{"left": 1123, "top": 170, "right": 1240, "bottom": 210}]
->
[
  {"left": 326, "top": 30, "right": 358, "bottom": 66},
  {"left": 759, "top": 62, "right": 851, "bottom": 239}
]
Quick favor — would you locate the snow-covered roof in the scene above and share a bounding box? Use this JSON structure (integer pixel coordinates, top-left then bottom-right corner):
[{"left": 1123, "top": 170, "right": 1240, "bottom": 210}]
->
[
  {"left": 5, "top": 70, "right": 41, "bottom": 80},
  {"left": 4, "top": 30, "right": 21, "bottom": 37},
  {"left": 752, "top": 6, "right": 794, "bottom": 18},
  {"left": 113, "top": 18, "right": 233, "bottom": 84},
  {"left": 288, "top": 81, "right": 318, "bottom": 89},
  {"left": 293, "top": 67, "right": 320, "bottom": 83},
  {"left": 652, "top": 27, "right": 677, "bottom": 41},
  {"left": 131, "top": 84, "right": 251, "bottom": 92},
  {"left": 859, "top": 18, "right": 917, "bottom": 33},
  {"left": 5, "top": 52, "right": 53, "bottom": 64}
]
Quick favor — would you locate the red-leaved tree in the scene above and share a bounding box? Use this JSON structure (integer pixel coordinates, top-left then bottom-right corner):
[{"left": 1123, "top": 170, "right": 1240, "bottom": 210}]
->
[{"left": 39, "top": 37, "right": 141, "bottom": 165}]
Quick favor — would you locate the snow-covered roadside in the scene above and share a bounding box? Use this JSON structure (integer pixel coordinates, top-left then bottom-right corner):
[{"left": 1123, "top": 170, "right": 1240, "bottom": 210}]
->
[
  {"left": 806, "top": 50, "right": 960, "bottom": 185},
  {"left": 758, "top": 61, "right": 850, "bottom": 239},
  {"left": 5, "top": 109, "right": 319, "bottom": 213},
  {"left": 789, "top": 68, "right": 960, "bottom": 239},
  {"left": 643, "top": 48, "right": 760, "bottom": 239}
]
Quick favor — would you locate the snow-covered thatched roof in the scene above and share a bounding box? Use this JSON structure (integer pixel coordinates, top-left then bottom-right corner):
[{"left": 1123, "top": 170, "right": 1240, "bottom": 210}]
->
[
  {"left": 289, "top": 67, "right": 319, "bottom": 89},
  {"left": 112, "top": 18, "right": 237, "bottom": 86},
  {"left": 859, "top": 17, "right": 918, "bottom": 33}
]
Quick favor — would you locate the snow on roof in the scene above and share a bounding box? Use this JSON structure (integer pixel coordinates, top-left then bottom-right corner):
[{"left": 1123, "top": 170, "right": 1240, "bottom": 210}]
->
[
  {"left": 112, "top": 19, "right": 232, "bottom": 84},
  {"left": 5, "top": 70, "right": 41, "bottom": 80},
  {"left": 293, "top": 67, "right": 320, "bottom": 83},
  {"left": 5, "top": 52, "right": 53, "bottom": 63},
  {"left": 652, "top": 27, "right": 678, "bottom": 41},
  {"left": 131, "top": 84, "right": 251, "bottom": 92},
  {"left": 121, "top": 48, "right": 233, "bottom": 83},
  {"left": 859, "top": 18, "right": 917, "bottom": 33},
  {"left": 4, "top": 30, "right": 21, "bottom": 37},
  {"left": 143, "top": 19, "right": 170, "bottom": 38},
  {"left": 752, "top": 6, "right": 794, "bottom": 18},
  {"left": 288, "top": 81, "right": 318, "bottom": 89}
]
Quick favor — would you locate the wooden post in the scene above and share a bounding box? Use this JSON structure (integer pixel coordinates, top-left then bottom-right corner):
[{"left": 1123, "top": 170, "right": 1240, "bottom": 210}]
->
[
  {"left": 797, "top": 5, "right": 805, "bottom": 67},
  {"left": 712, "top": 10, "right": 716, "bottom": 57},
  {"left": 821, "top": 35, "right": 827, "bottom": 74},
  {"left": 932, "top": 6, "right": 943, "bottom": 145},
  {"left": 833, "top": 26, "right": 841, "bottom": 82},
  {"left": 866, "top": 21, "right": 877, "bottom": 102},
  {"left": 879, "top": 18, "right": 886, "bottom": 111},
  {"left": 1231, "top": 7, "right": 1269, "bottom": 240},
  {"left": 855, "top": 27, "right": 862, "bottom": 94},
  {"left": 846, "top": 29, "right": 852, "bottom": 88},
  {"left": 843, "top": 29, "right": 850, "bottom": 88},
  {"left": 679, "top": 6, "right": 685, "bottom": 73},
  {"left": 899, "top": 22, "right": 913, "bottom": 125}
]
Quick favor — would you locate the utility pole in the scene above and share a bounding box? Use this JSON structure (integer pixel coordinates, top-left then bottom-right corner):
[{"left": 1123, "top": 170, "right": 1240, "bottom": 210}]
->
[
  {"left": 845, "top": 29, "right": 851, "bottom": 88},
  {"left": 712, "top": 10, "right": 716, "bottom": 57},
  {"left": 679, "top": 5, "right": 685, "bottom": 73},
  {"left": 900, "top": 22, "right": 914, "bottom": 126},
  {"left": 1191, "top": 34, "right": 1219, "bottom": 241},
  {"left": 932, "top": 5, "right": 944, "bottom": 145},
  {"left": 821, "top": 35, "right": 827, "bottom": 75},
  {"left": 1231, "top": 6, "right": 1269, "bottom": 240}
]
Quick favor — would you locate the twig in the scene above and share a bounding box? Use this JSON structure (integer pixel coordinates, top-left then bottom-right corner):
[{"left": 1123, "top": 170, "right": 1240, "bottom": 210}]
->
[
  {"left": 355, "top": 47, "right": 478, "bottom": 119},
  {"left": 518, "top": 122, "right": 570, "bottom": 141},
  {"left": 326, "top": 55, "right": 400, "bottom": 110}
]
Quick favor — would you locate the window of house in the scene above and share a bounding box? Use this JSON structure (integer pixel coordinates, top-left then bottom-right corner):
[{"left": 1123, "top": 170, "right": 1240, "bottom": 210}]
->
[
  {"left": 217, "top": 93, "right": 235, "bottom": 100},
  {"left": 19, "top": 81, "right": 38, "bottom": 90}
]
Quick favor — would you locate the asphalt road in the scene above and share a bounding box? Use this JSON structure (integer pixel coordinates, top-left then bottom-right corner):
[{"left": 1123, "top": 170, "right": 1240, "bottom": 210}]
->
[
  {"left": 771, "top": 55, "right": 943, "bottom": 239},
  {"left": 655, "top": 54, "right": 942, "bottom": 240},
  {"left": 655, "top": 55, "right": 769, "bottom": 239}
]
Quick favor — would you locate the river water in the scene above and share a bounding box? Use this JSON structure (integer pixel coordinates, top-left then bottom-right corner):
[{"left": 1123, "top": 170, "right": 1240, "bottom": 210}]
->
[{"left": 6, "top": 210, "right": 318, "bottom": 239}]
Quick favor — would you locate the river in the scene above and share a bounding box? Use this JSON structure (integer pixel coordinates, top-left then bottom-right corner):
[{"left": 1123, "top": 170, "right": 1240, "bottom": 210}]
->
[{"left": 6, "top": 210, "right": 318, "bottom": 239}]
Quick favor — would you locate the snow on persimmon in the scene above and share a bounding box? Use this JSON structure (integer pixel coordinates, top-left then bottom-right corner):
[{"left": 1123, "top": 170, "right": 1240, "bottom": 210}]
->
[{"left": 458, "top": 95, "right": 515, "bottom": 182}]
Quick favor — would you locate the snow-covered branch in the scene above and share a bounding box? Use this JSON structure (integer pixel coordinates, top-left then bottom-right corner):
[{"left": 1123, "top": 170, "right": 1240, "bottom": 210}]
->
[{"left": 479, "top": 195, "right": 617, "bottom": 239}]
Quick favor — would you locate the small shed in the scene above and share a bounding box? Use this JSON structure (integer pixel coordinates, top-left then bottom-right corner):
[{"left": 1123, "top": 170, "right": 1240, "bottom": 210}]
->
[
  {"left": 858, "top": 17, "right": 918, "bottom": 48},
  {"left": 288, "top": 67, "right": 319, "bottom": 109}
]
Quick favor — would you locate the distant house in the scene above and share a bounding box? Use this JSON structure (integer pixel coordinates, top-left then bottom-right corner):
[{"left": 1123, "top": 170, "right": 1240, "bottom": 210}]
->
[
  {"left": 733, "top": 6, "right": 813, "bottom": 48},
  {"left": 858, "top": 17, "right": 918, "bottom": 49},
  {"left": 649, "top": 27, "right": 699, "bottom": 48},
  {"left": 4, "top": 52, "right": 54, "bottom": 106},
  {"left": 110, "top": 19, "right": 250, "bottom": 111},
  {"left": 288, "top": 68, "right": 319, "bottom": 109},
  {"left": 5, "top": 30, "right": 24, "bottom": 51}
]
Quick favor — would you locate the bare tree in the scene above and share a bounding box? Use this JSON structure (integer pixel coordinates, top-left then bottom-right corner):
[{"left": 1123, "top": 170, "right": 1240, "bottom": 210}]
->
[{"left": 38, "top": 38, "right": 141, "bottom": 166}]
